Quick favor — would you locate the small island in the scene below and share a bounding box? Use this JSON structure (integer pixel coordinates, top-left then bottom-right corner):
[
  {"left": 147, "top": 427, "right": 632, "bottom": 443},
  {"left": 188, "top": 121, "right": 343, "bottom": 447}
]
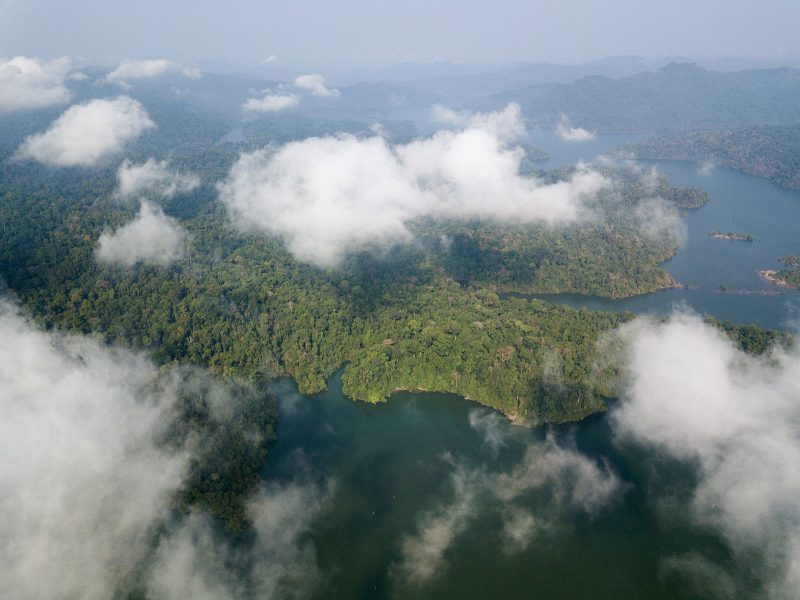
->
[
  {"left": 779, "top": 255, "right": 800, "bottom": 267},
  {"left": 667, "top": 187, "right": 709, "bottom": 209},
  {"left": 710, "top": 231, "right": 755, "bottom": 242},
  {"left": 759, "top": 257, "right": 800, "bottom": 288},
  {"left": 759, "top": 270, "right": 791, "bottom": 287}
]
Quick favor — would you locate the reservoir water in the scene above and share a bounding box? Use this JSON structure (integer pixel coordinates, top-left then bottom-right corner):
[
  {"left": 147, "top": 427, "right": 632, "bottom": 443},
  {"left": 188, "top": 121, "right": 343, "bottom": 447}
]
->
[
  {"left": 264, "top": 375, "right": 741, "bottom": 599},
  {"left": 259, "top": 135, "right": 796, "bottom": 598},
  {"left": 527, "top": 131, "right": 800, "bottom": 331}
]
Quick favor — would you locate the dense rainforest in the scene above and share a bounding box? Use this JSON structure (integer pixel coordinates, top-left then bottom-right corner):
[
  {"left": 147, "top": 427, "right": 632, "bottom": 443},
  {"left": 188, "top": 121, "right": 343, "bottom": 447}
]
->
[
  {"left": 483, "top": 63, "right": 800, "bottom": 134},
  {"left": 0, "top": 154, "right": 629, "bottom": 424},
  {"left": 624, "top": 124, "right": 800, "bottom": 190},
  {"left": 0, "top": 138, "right": 763, "bottom": 431},
  {"left": 1, "top": 95, "right": 792, "bottom": 564}
]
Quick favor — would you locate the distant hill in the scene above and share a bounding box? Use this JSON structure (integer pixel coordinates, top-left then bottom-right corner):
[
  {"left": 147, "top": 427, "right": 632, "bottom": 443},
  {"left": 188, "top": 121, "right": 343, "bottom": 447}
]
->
[
  {"left": 358, "top": 56, "right": 677, "bottom": 98},
  {"left": 333, "top": 56, "right": 800, "bottom": 97},
  {"left": 623, "top": 124, "right": 800, "bottom": 190},
  {"left": 479, "top": 63, "right": 800, "bottom": 134}
]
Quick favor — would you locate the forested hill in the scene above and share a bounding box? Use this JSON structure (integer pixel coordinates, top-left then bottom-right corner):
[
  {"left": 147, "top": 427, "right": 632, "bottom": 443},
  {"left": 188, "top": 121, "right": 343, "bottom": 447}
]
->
[
  {"left": 480, "top": 63, "right": 800, "bottom": 134},
  {"left": 622, "top": 125, "right": 800, "bottom": 190},
  {"left": 0, "top": 148, "right": 773, "bottom": 427},
  {"left": 0, "top": 83, "right": 783, "bottom": 427}
]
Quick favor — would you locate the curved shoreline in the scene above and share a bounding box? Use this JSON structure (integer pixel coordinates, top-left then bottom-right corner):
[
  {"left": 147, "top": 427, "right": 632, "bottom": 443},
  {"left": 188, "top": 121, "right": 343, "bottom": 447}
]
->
[{"left": 759, "top": 269, "right": 792, "bottom": 288}]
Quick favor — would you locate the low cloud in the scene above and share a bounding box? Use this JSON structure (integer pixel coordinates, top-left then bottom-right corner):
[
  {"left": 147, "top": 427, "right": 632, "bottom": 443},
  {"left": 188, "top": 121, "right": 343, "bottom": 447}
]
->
[
  {"left": 633, "top": 196, "right": 686, "bottom": 243},
  {"left": 555, "top": 115, "right": 596, "bottom": 142},
  {"left": 148, "top": 479, "right": 334, "bottom": 600},
  {"left": 0, "top": 300, "right": 334, "bottom": 599},
  {"left": 262, "top": 55, "right": 279, "bottom": 64},
  {"left": 15, "top": 96, "right": 154, "bottom": 167},
  {"left": 468, "top": 408, "right": 507, "bottom": 456},
  {"left": 243, "top": 74, "right": 338, "bottom": 111},
  {"left": 590, "top": 155, "right": 686, "bottom": 242},
  {"left": 699, "top": 160, "right": 717, "bottom": 176},
  {"left": 430, "top": 103, "right": 526, "bottom": 141},
  {"left": 218, "top": 104, "right": 608, "bottom": 268},
  {"left": 658, "top": 552, "right": 738, "bottom": 599},
  {"left": 0, "top": 56, "right": 72, "bottom": 112},
  {"left": 293, "top": 73, "right": 339, "bottom": 97},
  {"left": 0, "top": 301, "right": 189, "bottom": 600},
  {"left": 393, "top": 463, "right": 482, "bottom": 585},
  {"left": 116, "top": 158, "right": 200, "bottom": 199},
  {"left": 243, "top": 92, "right": 299, "bottom": 113},
  {"left": 106, "top": 59, "right": 200, "bottom": 86},
  {"left": 613, "top": 312, "right": 800, "bottom": 597},
  {"left": 393, "top": 435, "right": 619, "bottom": 586},
  {"left": 96, "top": 200, "right": 187, "bottom": 267}
]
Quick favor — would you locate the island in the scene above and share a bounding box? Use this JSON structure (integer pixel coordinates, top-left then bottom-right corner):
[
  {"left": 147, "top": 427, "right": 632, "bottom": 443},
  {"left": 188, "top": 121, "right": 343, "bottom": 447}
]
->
[
  {"left": 710, "top": 231, "right": 755, "bottom": 241},
  {"left": 779, "top": 255, "right": 800, "bottom": 267},
  {"left": 760, "top": 256, "right": 800, "bottom": 288},
  {"left": 666, "top": 186, "right": 709, "bottom": 209}
]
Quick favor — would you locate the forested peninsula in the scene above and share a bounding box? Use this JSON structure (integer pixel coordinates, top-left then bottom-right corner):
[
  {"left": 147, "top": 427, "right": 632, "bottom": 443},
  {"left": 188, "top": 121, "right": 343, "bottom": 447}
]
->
[{"left": 623, "top": 124, "right": 800, "bottom": 190}]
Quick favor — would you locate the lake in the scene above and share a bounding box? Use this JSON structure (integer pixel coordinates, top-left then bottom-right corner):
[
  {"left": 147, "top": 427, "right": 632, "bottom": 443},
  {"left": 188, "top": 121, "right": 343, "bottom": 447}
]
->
[
  {"left": 525, "top": 132, "right": 800, "bottom": 331},
  {"left": 264, "top": 375, "right": 740, "bottom": 599},
  {"left": 259, "top": 135, "right": 793, "bottom": 598}
]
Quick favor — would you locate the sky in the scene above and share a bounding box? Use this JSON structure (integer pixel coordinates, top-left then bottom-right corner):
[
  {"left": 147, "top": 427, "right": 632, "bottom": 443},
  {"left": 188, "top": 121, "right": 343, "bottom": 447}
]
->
[{"left": 1, "top": 0, "right": 799, "bottom": 69}]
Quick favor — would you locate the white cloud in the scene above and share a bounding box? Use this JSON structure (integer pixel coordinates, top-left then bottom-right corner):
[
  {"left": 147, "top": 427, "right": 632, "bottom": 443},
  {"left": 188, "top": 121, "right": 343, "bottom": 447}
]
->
[
  {"left": 96, "top": 201, "right": 187, "bottom": 267},
  {"left": 393, "top": 435, "right": 619, "bottom": 587},
  {"left": 106, "top": 59, "right": 200, "bottom": 85},
  {"left": 468, "top": 408, "right": 507, "bottom": 456},
  {"left": 493, "top": 437, "right": 620, "bottom": 513},
  {"left": 659, "top": 552, "right": 738, "bottom": 599},
  {"left": 243, "top": 92, "right": 299, "bottom": 113},
  {"left": 15, "top": 96, "right": 154, "bottom": 167},
  {"left": 0, "top": 56, "right": 72, "bottom": 112},
  {"left": 0, "top": 300, "right": 335, "bottom": 599},
  {"left": 148, "top": 480, "right": 334, "bottom": 600},
  {"left": 116, "top": 158, "right": 200, "bottom": 199},
  {"left": 393, "top": 464, "right": 481, "bottom": 585},
  {"left": 699, "top": 160, "right": 717, "bottom": 176},
  {"left": 0, "top": 301, "right": 189, "bottom": 600},
  {"left": 218, "top": 104, "right": 608, "bottom": 268},
  {"left": 431, "top": 103, "right": 526, "bottom": 141},
  {"left": 633, "top": 196, "right": 686, "bottom": 243},
  {"left": 613, "top": 312, "right": 800, "bottom": 597},
  {"left": 262, "top": 55, "right": 279, "bottom": 64},
  {"left": 108, "top": 58, "right": 173, "bottom": 81},
  {"left": 500, "top": 507, "right": 550, "bottom": 555},
  {"left": 555, "top": 115, "right": 596, "bottom": 142},
  {"left": 293, "top": 73, "right": 339, "bottom": 97}
]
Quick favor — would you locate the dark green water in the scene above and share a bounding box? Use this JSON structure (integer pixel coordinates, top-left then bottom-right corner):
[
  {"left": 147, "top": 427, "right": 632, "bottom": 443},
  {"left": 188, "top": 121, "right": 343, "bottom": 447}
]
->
[
  {"left": 259, "top": 139, "right": 792, "bottom": 598},
  {"left": 264, "top": 376, "right": 741, "bottom": 599}
]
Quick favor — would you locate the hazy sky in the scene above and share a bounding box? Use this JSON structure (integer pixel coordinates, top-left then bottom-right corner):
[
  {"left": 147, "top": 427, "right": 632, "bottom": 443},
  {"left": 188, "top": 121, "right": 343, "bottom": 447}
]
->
[{"left": 1, "top": 0, "right": 799, "bottom": 68}]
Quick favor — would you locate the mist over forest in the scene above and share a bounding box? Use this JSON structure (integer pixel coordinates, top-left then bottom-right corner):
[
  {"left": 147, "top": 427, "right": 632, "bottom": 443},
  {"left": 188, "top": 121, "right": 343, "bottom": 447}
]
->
[{"left": 2, "top": 2, "right": 800, "bottom": 598}]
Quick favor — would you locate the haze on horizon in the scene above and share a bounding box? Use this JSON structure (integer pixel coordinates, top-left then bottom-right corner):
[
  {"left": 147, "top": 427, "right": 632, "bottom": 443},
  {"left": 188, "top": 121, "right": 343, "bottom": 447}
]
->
[{"left": 1, "top": 0, "right": 799, "bottom": 69}]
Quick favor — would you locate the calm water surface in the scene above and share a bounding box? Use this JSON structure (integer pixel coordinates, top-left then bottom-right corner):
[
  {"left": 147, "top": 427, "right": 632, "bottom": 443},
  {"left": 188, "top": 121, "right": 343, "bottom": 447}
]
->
[
  {"left": 264, "top": 376, "right": 738, "bottom": 599},
  {"left": 527, "top": 134, "right": 800, "bottom": 331}
]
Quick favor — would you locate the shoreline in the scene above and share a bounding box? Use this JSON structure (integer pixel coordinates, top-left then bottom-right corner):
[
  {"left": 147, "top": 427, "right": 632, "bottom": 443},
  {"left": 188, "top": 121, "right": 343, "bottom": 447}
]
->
[
  {"left": 758, "top": 269, "right": 791, "bottom": 288},
  {"left": 710, "top": 232, "right": 755, "bottom": 242}
]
